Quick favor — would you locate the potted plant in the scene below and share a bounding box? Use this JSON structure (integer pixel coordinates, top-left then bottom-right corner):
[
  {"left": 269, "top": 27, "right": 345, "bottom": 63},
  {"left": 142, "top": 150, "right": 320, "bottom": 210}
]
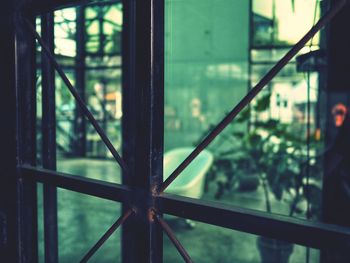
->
[
  {"left": 201, "top": 93, "right": 322, "bottom": 262},
  {"left": 211, "top": 120, "right": 322, "bottom": 262},
  {"left": 245, "top": 125, "right": 300, "bottom": 263}
]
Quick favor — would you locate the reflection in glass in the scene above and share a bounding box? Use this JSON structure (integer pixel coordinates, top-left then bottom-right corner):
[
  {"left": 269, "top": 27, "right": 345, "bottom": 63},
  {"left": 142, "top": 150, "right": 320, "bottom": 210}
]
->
[
  {"left": 165, "top": 0, "right": 249, "bottom": 150},
  {"left": 35, "top": 4, "right": 123, "bottom": 176},
  {"left": 36, "top": 3, "right": 124, "bottom": 261},
  {"left": 164, "top": 0, "right": 325, "bottom": 227},
  {"left": 33, "top": 0, "right": 350, "bottom": 262},
  {"left": 38, "top": 185, "right": 121, "bottom": 263}
]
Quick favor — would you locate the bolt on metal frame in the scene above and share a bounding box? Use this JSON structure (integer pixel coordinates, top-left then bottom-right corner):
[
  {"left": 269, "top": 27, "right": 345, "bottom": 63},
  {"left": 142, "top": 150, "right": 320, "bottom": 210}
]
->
[{"left": 2, "top": 0, "right": 350, "bottom": 262}]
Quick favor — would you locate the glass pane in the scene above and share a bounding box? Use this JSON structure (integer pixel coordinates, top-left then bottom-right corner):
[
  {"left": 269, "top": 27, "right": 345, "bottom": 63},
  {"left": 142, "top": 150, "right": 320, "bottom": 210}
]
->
[
  {"left": 163, "top": 217, "right": 320, "bottom": 262},
  {"left": 164, "top": 0, "right": 249, "bottom": 150},
  {"left": 35, "top": 3, "right": 123, "bottom": 179},
  {"left": 164, "top": 0, "right": 343, "bottom": 229},
  {"left": 57, "top": 158, "right": 121, "bottom": 183},
  {"left": 38, "top": 185, "right": 121, "bottom": 262},
  {"left": 36, "top": 2, "right": 124, "bottom": 262}
]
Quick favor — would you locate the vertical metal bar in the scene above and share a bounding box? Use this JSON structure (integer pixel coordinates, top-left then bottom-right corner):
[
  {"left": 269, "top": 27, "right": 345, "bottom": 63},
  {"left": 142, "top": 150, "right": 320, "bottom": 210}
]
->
[
  {"left": 247, "top": 0, "right": 253, "bottom": 132},
  {"left": 121, "top": 0, "right": 137, "bottom": 259},
  {"left": 98, "top": 6, "right": 105, "bottom": 56},
  {"left": 0, "top": 10, "right": 20, "bottom": 262},
  {"left": 305, "top": 71, "right": 311, "bottom": 263},
  {"left": 41, "top": 12, "right": 59, "bottom": 263},
  {"left": 74, "top": 6, "right": 87, "bottom": 157},
  {"left": 15, "top": 14, "right": 38, "bottom": 262},
  {"left": 322, "top": 1, "right": 349, "bottom": 262},
  {"left": 122, "top": 0, "right": 164, "bottom": 262},
  {"left": 101, "top": 79, "right": 108, "bottom": 139}
]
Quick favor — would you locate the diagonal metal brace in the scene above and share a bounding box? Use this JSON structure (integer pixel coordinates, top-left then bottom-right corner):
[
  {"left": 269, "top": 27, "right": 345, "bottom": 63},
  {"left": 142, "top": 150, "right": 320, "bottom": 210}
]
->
[
  {"left": 159, "top": 0, "right": 347, "bottom": 193},
  {"left": 24, "top": 18, "right": 128, "bottom": 172},
  {"left": 80, "top": 208, "right": 134, "bottom": 263},
  {"left": 155, "top": 213, "right": 194, "bottom": 263}
]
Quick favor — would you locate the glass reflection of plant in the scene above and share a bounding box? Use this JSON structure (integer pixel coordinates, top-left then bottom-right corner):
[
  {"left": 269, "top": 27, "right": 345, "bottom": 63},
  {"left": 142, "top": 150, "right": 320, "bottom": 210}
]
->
[{"left": 204, "top": 93, "right": 322, "bottom": 218}]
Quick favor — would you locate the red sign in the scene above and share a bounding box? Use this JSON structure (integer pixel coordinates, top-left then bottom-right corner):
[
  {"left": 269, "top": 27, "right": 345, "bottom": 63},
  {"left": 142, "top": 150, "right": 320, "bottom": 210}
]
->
[{"left": 332, "top": 103, "right": 348, "bottom": 127}]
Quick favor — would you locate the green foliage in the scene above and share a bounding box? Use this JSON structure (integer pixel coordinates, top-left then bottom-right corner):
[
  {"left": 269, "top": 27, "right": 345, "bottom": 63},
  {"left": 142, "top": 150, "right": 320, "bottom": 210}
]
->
[
  {"left": 203, "top": 93, "right": 323, "bottom": 218},
  {"left": 291, "top": 0, "right": 295, "bottom": 12},
  {"left": 254, "top": 93, "right": 271, "bottom": 112}
]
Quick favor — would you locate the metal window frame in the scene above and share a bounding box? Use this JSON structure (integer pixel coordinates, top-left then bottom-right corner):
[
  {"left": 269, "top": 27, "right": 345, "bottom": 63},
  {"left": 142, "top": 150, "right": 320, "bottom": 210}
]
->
[{"left": 1, "top": 0, "right": 350, "bottom": 262}]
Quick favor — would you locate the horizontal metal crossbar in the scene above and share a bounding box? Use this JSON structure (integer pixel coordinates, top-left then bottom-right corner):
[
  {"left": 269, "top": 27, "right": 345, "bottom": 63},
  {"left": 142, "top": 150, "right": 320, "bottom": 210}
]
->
[
  {"left": 157, "top": 193, "right": 350, "bottom": 250},
  {"left": 19, "top": 165, "right": 131, "bottom": 202},
  {"left": 159, "top": 0, "right": 348, "bottom": 193},
  {"left": 24, "top": 19, "right": 127, "bottom": 172},
  {"left": 80, "top": 209, "right": 134, "bottom": 263},
  {"left": 19, "top": 164, "right": 350, "bottom": 251}
]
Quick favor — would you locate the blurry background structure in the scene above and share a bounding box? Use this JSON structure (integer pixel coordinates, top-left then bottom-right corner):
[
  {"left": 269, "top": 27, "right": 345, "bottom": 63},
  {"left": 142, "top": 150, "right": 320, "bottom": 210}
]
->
[{"left": 42, "top": 0, "right": 324, "bottom": 159}]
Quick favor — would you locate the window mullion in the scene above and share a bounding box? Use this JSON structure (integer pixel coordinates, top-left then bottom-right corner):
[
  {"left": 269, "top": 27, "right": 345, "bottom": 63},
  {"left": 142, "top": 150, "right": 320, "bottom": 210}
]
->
[{"left": 121, "top": 0, "right": 164, "bottom": 262}]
